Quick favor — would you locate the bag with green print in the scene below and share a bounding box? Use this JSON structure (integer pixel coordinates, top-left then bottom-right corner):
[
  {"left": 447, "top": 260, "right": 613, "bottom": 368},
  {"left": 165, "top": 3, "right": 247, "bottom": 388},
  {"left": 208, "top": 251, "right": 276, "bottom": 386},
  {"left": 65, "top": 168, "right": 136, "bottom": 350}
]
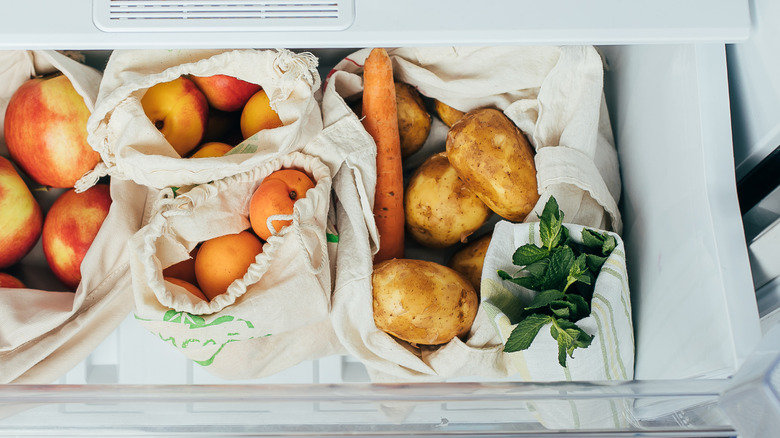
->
[{"left": 128, "top": 150, "right": 344, "bottom": 379}]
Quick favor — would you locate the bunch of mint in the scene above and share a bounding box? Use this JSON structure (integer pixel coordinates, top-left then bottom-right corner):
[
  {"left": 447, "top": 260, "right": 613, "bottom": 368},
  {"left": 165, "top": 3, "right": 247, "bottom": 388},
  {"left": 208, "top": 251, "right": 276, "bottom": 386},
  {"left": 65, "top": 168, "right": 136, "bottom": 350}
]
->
[{"left": 497, "top": 196, "right": 617, "bottom": 367}]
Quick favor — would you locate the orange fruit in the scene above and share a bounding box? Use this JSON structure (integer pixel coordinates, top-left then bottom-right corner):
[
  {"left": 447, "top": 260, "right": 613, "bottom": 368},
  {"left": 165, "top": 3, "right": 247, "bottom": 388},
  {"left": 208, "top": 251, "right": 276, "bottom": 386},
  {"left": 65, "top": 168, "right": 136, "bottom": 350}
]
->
[
  {"left": 249, "top": 169, "right": 315, "bottom": 240},
  {"left": 189, "top": 142, "right": 234, "bottom": 158},
  {"left": 162, "top": 246, "right": 199, "bottom": 286},
  {"left": 240, "top": 89, "right": 283, "bottom": 139},
  {"left": 194, "top": 230, "right": 263, "bottom": 300},
  {"left": 165, "top": 276, "right": 209, "bottom": 302}
]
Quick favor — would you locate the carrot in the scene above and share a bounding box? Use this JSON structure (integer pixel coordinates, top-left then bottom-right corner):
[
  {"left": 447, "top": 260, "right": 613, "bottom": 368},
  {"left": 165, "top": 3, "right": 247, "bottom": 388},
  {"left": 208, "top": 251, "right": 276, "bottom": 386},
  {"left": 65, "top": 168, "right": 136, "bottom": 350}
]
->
[{"left": 363, "top": 48, "right": 404, "bottom": 263}]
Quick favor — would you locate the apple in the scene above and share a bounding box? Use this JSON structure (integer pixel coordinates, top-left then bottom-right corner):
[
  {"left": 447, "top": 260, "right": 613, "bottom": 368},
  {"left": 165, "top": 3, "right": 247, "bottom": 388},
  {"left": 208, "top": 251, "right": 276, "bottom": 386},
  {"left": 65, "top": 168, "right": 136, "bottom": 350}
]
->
[
  {"left": 4, "top": 74, "right": 101, "bottom": 188},
  {"left": 0, "top": 272, "right": 25, "bottom": 288},
  {"left": 141, "top": 77, "right": 209, "bottom": 157},
  {"left": 42, "top": 184, "right": 112, "bottom": 290},
  {"left": 189, "top": 142, "right": 234, "bottom": 159},
  {"left": 240, "top": 89, "right": 283, "bottom": 139},
  {"left": 190, "top": 74, "right": 261, "bottom": 112},
  {"left": 0, "top": 156, "right": 43, "bottom": 269}
]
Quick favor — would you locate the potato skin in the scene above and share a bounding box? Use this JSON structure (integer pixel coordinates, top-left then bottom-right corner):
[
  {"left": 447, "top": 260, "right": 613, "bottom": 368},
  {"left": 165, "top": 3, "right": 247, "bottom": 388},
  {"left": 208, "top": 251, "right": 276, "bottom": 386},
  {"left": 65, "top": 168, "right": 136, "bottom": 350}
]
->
[
  {"left": 395, "top": 82, "right": 431, "bottom": 158},
  {"left": 404, "top": 152, "right": 491, "bottom": 248},
  {"left": 448, "top": 233, "right": 492, "bottom": 294},
  {"left": 434, "top": 99, "right": 465, "bottom": 128},
  {"left": 372, "top": 259, "right": 479, "bottom": 346},
  {"left": 446, "top": 108, "right": 539, "bottom": 222}
]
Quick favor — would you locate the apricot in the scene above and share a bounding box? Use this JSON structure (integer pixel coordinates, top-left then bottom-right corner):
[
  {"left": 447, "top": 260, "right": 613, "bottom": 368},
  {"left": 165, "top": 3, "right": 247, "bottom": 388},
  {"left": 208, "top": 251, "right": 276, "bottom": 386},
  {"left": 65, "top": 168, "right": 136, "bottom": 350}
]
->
[
  {"left": 189, "top": 142, "right": 234, "bottom": 158},
  {"left": 249, "top": 169, "right": 315, "bottom": 240},
  {"left": 162, "top": 246, "right": 199, "bottom": 285},
  {"left": 0, "top": 272, "right": 25, "bottom": 288},
  {"left": 194, "top": 230, "right": 263, "bottom": 300},
  {"left": 240, "top": 89, "right": 283, "bottom": 139},
  {"left": 164, "top": 276, "right": 209, "bottom": 302}
]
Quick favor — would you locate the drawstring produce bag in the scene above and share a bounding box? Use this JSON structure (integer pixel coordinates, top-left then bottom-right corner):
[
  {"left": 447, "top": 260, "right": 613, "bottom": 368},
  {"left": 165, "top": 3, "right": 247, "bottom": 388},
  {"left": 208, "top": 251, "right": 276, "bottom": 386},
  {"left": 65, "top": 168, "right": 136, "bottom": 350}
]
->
[
  {"left": 322, "top": 46, "right": 625, "bottom": 382},
  {"left": 0, "top": 51, "right": 139, "bottom": 384},
  {"left": 77, "top": 48, "right": 322, "bottom": 191},
  {"left": 129, "top": 151, "right": 340, "bottom": 379}
]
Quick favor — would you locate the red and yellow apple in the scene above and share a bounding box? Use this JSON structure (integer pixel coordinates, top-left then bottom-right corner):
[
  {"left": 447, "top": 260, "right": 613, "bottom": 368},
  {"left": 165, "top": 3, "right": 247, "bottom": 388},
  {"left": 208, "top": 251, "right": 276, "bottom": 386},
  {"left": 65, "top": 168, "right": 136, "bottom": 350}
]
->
[
  {"left": 190, "top": 74, "right": 261, "bottom": 112},
  {"left": 249, "top": 169, "right": 315, "bottom": 240},
  {"left": 0, "top": 156, "right": 43, "bottom": 269},
  {"left": 4, "top": 74, "right": 100, "bottom": 188},
  {"left": 141, "top": 77, "right": 209, "bottom": 157},
  {"left": 0, "top": 272, "right": 25, "bottom": 288},
  {"left": 42, "top": 184, "right": 112, "bottom": 290},
  {"left": 240, "top": 89, "right": 283, "bottom": 139},
  {"left": 189, "top": 142, "right": 234, "bottom": 159}
]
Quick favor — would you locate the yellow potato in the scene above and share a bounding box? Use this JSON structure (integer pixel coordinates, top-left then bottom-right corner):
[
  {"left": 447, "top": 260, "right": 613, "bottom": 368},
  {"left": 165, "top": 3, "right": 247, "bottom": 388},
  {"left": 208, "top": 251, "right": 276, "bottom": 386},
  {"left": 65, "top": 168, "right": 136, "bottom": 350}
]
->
[
  {"left": 446, "top": 108, "right": 539, "bottom": 222},
  {"left": 395, "top": 82, "right": 431, "bottom": 158},
  {"left": 434, "top": 99, "right": 465, "bottom": 128},
  {"left": 372, "top": 259, "right": 479, "bottom": 346},
  {"left": 404, "top": 152, "right": 491, "bottom": 248},
  {"left": 448, "top": 233, "right": 492, "bottom": 295}
]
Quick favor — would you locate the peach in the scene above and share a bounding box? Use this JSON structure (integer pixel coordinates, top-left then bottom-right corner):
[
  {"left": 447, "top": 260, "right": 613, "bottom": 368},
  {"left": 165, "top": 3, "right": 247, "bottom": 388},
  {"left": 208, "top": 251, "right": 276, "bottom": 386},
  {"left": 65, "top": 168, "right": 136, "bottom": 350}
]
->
[
  {"left": 141, "top": 77, "right": 209, "bottom": 157},
  {"left": 164, "top": 276, "right": 209, "bottom": 302},
  {"left": 4, "top": 74, "right": 100, "bottom": 188},
  {"left": 240, "top": 89, "right": 283, "bottom": 139},
  {"left": 0, "top": 272, "right": 25, "bottom": 288},
  {"left": 162, "top": 246, "right": 199, "bottom": 286},
  {"left": 190, "top": 74, "right": 261, "bottom": 112},
  {"left": 42, "top": 184, "right": 112, "bottom": 290},
  {"left": 0, "top": 156, "right": 43, "bottom": 268},
  {"left": 249, "top": 169, "right": 315, "bottom": 240},
  {"left": 194, "top": 230, "right": 263, "bottom": 300}
]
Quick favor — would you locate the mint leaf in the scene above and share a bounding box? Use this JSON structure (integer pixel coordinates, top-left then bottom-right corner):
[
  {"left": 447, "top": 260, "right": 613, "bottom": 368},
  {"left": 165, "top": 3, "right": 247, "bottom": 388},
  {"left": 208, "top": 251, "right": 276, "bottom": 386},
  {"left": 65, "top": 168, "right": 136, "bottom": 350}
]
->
[
  {"left": 497, "top": 270, "right": 514, "bottom": 281},
  {"left": 602, "top": 234, "right": 617, "bottom": 255},
  {"left": 526, "top": 290, "right": 565, "bottom": 310},
  {"left": 540, "top": 247, "right": 574, "bottom": 291},
  {"left": 504, "top": 314, "right": 552, "bottom": 352},
  {"left": 501, "top": 274, "right": 539, "bottom": 290},
  {"left": 539, "top": 197, "right": 564, "bottom": 250},
  {"left": 551, "top": 318, "right": 594, "bottom": 367},
  {"left": 512, "top": 244, "right": 549, "bottom": 266},
  {"left": 581, "top": 228, "right": 605, "bottom": 250},
  {"left": 566, "top": 293, "right": 590, "bottom": 320},
  {"left": 524, "top": 258, "right": 549, "bottom": 278},
  {"left": 550, "top": 300, "right": 575, "bottom": 318},
  {"left": 586, "top": 254, "right": 608, "bottom": 273}
]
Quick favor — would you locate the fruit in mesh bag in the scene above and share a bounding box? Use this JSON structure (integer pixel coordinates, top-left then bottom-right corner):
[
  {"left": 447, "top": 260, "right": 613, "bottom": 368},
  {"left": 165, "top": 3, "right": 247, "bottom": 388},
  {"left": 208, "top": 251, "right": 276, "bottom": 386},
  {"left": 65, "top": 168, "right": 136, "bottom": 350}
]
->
[
  {"left": 4, "top": 74, "right": 100, "bottom": 188},
  {"left": 42, "top": 184, "right": 112, "bottom": 291},
  {"left": 194, "top": 230, "right": 263, "bottom": 301},
  {"left": 190, "top": 74, "right": 261, "bottom": 113},
  {"left": 249, "top": 169, "right": 315, "bottom": 241},
  {"left": 141, "top": 76, "right": 209, "bottom": 157},
  {"left": 0, "top": 156, "right": 43, "bottom": 269}
]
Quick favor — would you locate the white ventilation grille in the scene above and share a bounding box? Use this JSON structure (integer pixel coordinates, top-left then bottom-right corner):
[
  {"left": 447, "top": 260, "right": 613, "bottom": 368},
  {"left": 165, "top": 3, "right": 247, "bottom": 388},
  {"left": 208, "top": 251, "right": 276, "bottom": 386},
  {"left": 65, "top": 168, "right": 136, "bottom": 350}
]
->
[{"left": 93, "top": 0, "right": 354, "bottom": 32}]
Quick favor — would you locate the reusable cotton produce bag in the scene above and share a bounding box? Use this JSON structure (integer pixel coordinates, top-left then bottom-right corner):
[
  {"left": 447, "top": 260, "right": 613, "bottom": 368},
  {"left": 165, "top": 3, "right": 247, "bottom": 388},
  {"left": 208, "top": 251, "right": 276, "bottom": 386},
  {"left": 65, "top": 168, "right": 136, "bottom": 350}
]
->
[
  {"left": 0, "top": 50, "right": 139, "bottom": 384},
  {"left": 77, "top": 48, "right": 323, "bottom": 191},
  {"left": 481, "top": 220, "right": 634, "bottom": 429},
  {"left": 322, "top": 46, "right": 624, "bottom": 382},
  {"left": 130, "top": 151, "right": 342, "bottom": 379}
]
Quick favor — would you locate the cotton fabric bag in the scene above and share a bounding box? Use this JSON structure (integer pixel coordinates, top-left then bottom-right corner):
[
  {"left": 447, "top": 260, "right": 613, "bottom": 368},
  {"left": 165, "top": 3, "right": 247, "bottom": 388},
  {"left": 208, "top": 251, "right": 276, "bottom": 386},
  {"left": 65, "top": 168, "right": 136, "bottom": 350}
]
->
[
  {"left": 129, "top": 151, "right": 340, "bottom": 379},
  {"left": 78, "top": 48, "right": 322, "bottom": 191},
  {"left": 0, "top": 51, "right": 140, "bottom": 384},
  {"left": 481, "top": 220, "right": 634, "bottom": 429},
  {"left": 322, "top": 46, "right": 624, "bottom": 382}
]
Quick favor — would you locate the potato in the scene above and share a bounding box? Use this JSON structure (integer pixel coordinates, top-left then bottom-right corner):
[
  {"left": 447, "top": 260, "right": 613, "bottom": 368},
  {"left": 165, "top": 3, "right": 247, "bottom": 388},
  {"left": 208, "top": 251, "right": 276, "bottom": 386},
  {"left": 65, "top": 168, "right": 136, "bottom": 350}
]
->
[
  {"left": 395, "top": 82, "right": 431, "bottom": 158},
  {"left": 434, "top": 98, "right": 465, "bottom": 127},
  {"left": 405, "top": 152, "right": 491, "bottom": 248},
  {"left": 372, "top": 259, "right": 479, "bottom": 345},
  {"left": 446, "top": 108, "right": 539, "bottom": 222},
  {"left": 448, "top": 233, "right": 492, "bottom": 294}
]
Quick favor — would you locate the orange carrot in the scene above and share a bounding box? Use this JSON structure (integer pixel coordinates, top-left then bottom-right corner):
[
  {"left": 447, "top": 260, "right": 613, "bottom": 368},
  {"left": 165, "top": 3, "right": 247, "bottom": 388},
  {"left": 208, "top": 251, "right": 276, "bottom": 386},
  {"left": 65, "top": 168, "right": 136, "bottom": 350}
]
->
[{"left": 363, "top": 48, "right": 404, "bottom": 263}]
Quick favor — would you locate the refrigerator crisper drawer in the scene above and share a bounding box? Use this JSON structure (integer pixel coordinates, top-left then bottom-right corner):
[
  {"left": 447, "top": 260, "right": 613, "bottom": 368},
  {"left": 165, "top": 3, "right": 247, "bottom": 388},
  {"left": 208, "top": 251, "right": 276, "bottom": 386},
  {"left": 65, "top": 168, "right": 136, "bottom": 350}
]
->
[{"left": 0, "top": 43, "right": 762, "bottom": 435}]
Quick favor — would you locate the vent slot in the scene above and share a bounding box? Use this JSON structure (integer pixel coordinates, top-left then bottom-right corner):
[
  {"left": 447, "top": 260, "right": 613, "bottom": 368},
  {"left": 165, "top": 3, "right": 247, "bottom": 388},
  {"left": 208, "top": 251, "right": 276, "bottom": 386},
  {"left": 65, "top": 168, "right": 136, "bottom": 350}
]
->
[{"left": 94, "top": 0, "right": 354, "bottom": 32}]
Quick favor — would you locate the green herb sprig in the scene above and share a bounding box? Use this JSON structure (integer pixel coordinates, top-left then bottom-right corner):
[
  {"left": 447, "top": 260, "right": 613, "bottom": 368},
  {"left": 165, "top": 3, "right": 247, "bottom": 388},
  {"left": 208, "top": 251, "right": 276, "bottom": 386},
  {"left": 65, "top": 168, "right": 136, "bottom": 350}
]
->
[{"left": 497, "top": 196, "right": 617, "bottom": 367}]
